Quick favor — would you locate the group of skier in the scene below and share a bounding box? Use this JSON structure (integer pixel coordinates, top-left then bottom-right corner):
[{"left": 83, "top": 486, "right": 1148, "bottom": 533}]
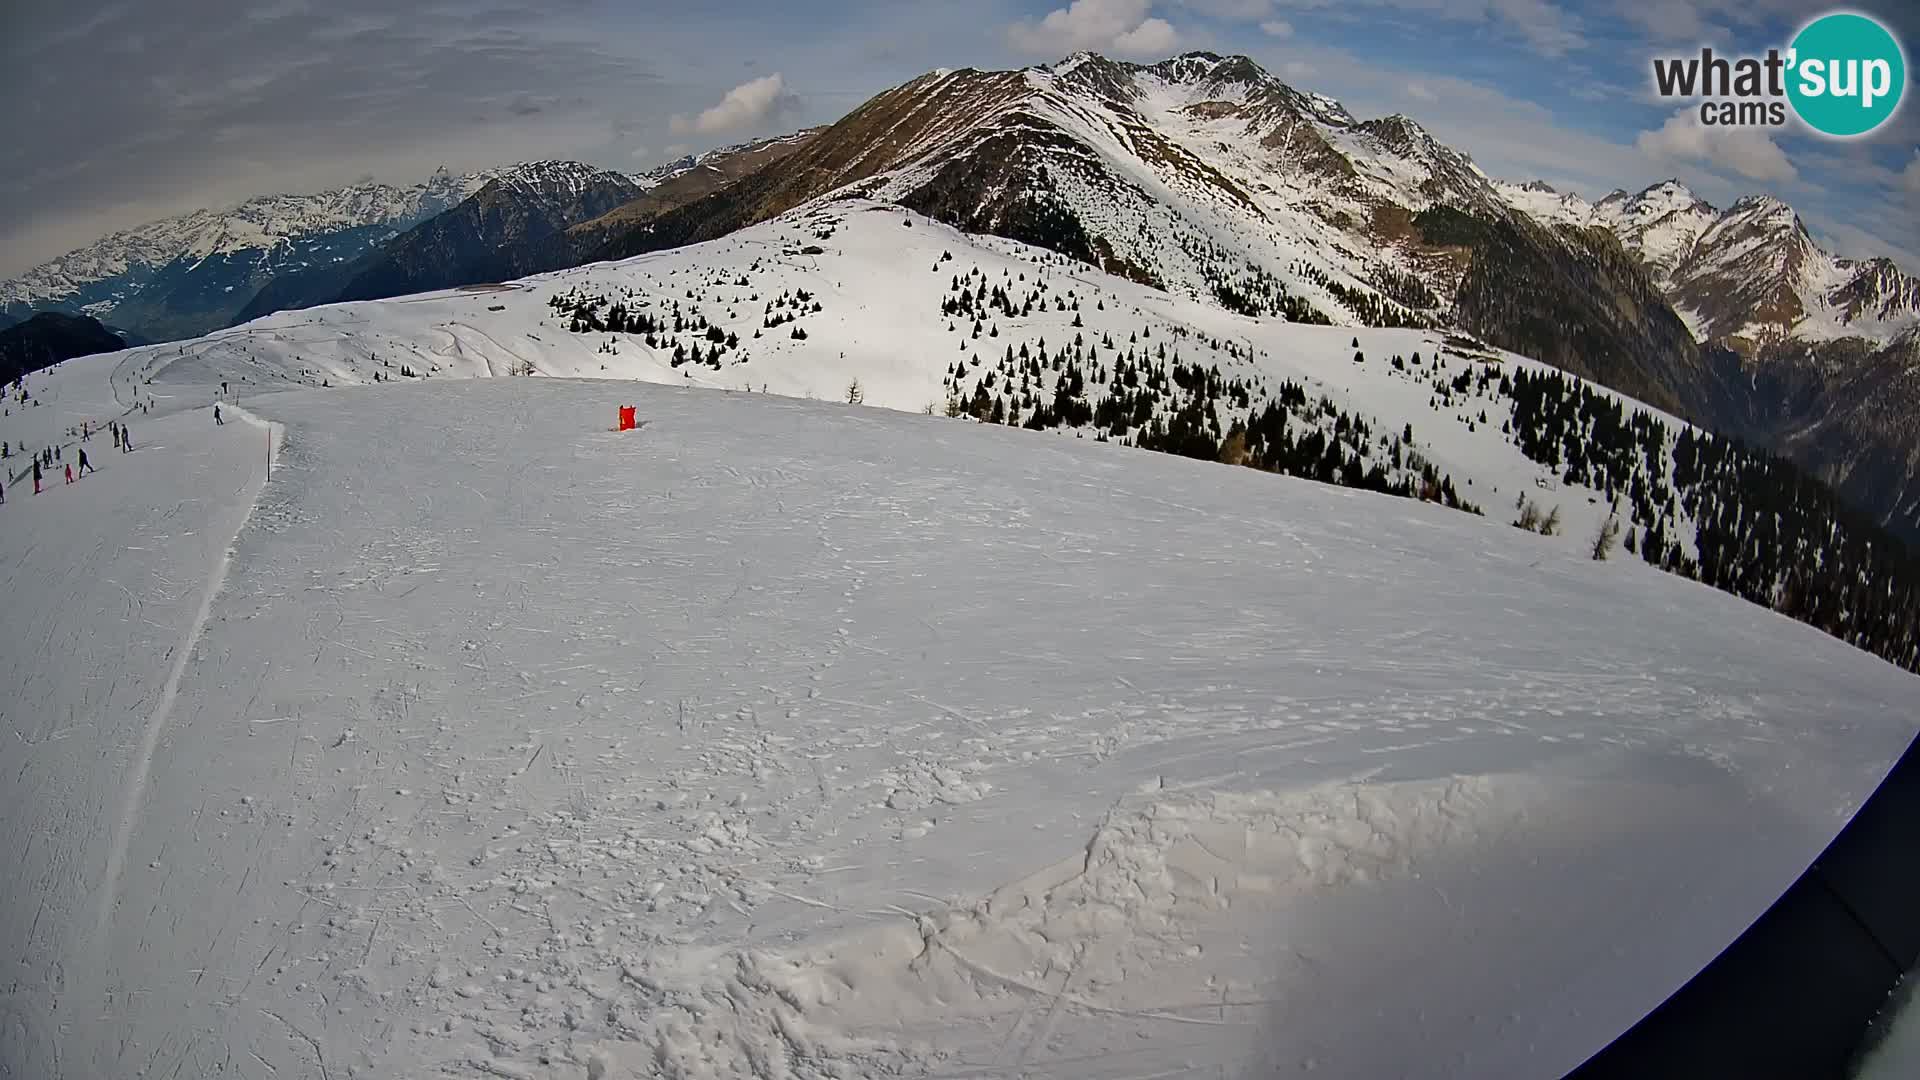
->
[
  {"left": 1, "top": 418, "right": 135, "bottom": 503},
  {"left": 0, "top": 381, "right": 242, "bottom": 506}
]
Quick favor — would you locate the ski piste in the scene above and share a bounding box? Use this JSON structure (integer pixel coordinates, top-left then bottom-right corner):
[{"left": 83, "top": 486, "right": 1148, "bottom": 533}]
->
[{"left": 2, "top": 301, "right": 1913, "bottom": 1077}]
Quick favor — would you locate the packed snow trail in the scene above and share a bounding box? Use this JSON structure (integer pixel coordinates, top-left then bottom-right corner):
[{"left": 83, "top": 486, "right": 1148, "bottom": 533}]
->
[
  {"left": 93, "top": 407, "right": 274, "bottom": 953},
  {"left": 2, "top": 370, "right": 1915, "bottom": 1078},
  {"left": 0, "top": 371, "right": 269, "bottom": 1080}
]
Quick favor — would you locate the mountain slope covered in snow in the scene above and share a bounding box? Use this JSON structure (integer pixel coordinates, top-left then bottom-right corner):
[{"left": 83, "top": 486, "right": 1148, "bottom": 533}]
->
[
  {"left": 2, "top": 332, "right": 1914, "bottom": 1079},
  {"left": 1494, "top": 177, "right": 1920, "bottom": 541},
  {"left": 564, "top": 51, "right": 1729, "bottom": 426},
  {"left": 16, "top": 49, "right": 1913, "bottom": 541},
  {"left": 1497, "top": 178, "right": 1920, "bottom": 350},
  {"left": 118, "top": 200, "right": 1920, "bottom": 674}
]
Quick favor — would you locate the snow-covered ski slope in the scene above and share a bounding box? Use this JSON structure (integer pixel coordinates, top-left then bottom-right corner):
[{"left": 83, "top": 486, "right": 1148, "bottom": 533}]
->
[
  {"left": 124, "top": 200, "right": 1702, "bottom": 555},
  {"left": 3, "top": 323, "right": 1917, "bottom": 1078}
]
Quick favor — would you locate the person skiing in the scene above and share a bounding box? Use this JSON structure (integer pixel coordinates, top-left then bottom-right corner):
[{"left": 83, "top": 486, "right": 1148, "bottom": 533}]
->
[
  {"left": 77, "top": 447, "right": 94, "bottom": 477},
  {"left": 214, "top": 403, "right": 223, "bottom": 426},
  {"left": 32, "top": 458, "right": 41, "bottom": 495},
  {"left": 63, "top": 462, "right": 73, "bottom": 485},
  {"left": 122, "top": 426, "right": 132, "bottom": 451}
]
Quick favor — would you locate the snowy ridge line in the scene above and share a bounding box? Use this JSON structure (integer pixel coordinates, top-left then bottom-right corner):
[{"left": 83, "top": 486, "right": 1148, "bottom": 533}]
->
[{"left": 89, "top": 406, "right": 276, "bottom": 964}]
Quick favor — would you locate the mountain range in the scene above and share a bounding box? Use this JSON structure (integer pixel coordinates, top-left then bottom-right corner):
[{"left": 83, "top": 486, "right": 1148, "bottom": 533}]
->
[
  {"left": 1, "top": 169, "right": 488, "bottom": 340},
  {"left": 5, "top": 50, "right": 1916, "bottom": 540}
]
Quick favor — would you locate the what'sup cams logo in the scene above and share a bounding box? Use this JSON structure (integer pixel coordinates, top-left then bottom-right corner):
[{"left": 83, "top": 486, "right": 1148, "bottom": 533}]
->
[{"left": 1651, "top": 11, "right": 1907, "bottom": 137}]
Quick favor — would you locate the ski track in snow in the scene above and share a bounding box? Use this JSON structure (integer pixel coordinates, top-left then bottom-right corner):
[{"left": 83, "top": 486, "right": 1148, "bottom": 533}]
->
[
  {"left": 93, "top": 405, "right": 276, "bottom": 963},
  {"left": 0, "top": 370, "right": 266, "bottom": 1080},
  {"left": 3, "top": 352, "right": 1914, "bottom": 1079}
]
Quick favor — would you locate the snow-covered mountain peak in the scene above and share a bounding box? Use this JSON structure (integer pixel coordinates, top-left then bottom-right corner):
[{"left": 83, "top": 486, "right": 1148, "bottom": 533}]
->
[
  {"left": 1050, "top": 50, "right": 1102, "bottom": 76},
  {"left": 1355, "top": 113, "right": 1442, "bottom": 157},
  {"left": 1723, "top": 192, "right": 1800, "bottom": 226},
  {"left": 2, "top": 167, "right": 496, "bottom": 311},
  {"left": 1493, "top": 168, "right": 1915, "bottom": 348},
  {"left": 1148, "top": 51, "right": 1268, "bottom": 92},
  {"left": 1493, "top": 179, "right": 1597, "bottom": 228},
  {"left": 1617, "top": 179, "right": 1715, "bottom": 223},
  {"left": 474, "top": 160, "right": 637, "bottom": 201}
]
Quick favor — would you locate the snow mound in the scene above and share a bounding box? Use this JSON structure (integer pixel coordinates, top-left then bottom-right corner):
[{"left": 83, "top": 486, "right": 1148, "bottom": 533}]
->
[{"left": 601, "top": 775, "right": 1520, "bottom": 1079}]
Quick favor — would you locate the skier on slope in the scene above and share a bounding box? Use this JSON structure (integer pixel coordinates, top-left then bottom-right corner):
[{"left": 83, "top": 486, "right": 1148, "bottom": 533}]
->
[
  {"left": 214, "top": 403, "right": 223, "bottom": 426},
  {"left": 32, "top": 458, "right": 41, "bottom": 495},
  {"left": 122, "top": 426, "right": 132, "bottom": 451},
  {"left": 63, "top": 462, "right": 73, "bottom": 485},
  {"left": 77, "top": 447, "right": 94, "bottom": 477}
]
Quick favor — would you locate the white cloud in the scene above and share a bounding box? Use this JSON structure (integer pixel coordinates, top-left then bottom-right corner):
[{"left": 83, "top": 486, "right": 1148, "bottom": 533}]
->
[
  {"left": 1903, "top": 152, "right": 1920, "bottom": 195},
  {"left": 1177, "top": 0, "right": 1273, "bottom": 16},
  {"left": 1486, "top": 0, "right": 1584, "bottom": 57},
  {"left": 1406, "top": 81, "right": 1436, "bottom": 101},
  {"left": 1260, "top": 19, "right": 1293, "bottom": 37},
  {"left": 1258, "top": 0, "right": 1584, "bottom": 56},
  {"left": 1614, "top": 0, "right": 1812, "bottom": 44},
  {"left": 1283, "top": 60, "right": 1316, "bottom": 79},
  {"left": 1635, "top": 108, "right": 1798, "bottom": 183},
  {"left": 1616, "top": 1, "right": 1718, "bottom": 42},
  {"left": 1805, "top": 210, "right": 1920, "bottom": 273},
  {"left": 1006, "top": 0, "right": 1183, "bottom": 59},
  {"left": 668, "top": 73, "right": 795, "bottom": 136},
  {"left": 628, "top": 144, "right": 649, "bottom": 161},
  {"left": 1114, "top": 17, "right": 1180, "bottom": 53},
  {"left": 1244, "top": 0, "right": 1587, "bottom": 55}
]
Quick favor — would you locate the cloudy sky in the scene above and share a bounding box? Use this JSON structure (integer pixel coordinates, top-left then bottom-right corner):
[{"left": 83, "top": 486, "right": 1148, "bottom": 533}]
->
[{"left": 2, "top": 0, "right": 1916, "bottom": 277}]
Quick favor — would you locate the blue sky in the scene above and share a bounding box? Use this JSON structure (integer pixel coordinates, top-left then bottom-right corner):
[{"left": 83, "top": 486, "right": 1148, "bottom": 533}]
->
[{"left": 2, "top": 0, "right": 1915, "bottom": 275}]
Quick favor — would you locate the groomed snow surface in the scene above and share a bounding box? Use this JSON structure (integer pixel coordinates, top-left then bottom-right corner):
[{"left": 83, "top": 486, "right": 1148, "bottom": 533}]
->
[{"left": 3, "top": 338, "right": 1916, "bottom": 1080}]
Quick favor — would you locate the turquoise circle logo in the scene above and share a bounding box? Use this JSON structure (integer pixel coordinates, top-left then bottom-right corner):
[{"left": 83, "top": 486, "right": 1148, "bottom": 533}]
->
[{"left": 1787, "top": 12, "right": 1906, "bottom": 137}]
